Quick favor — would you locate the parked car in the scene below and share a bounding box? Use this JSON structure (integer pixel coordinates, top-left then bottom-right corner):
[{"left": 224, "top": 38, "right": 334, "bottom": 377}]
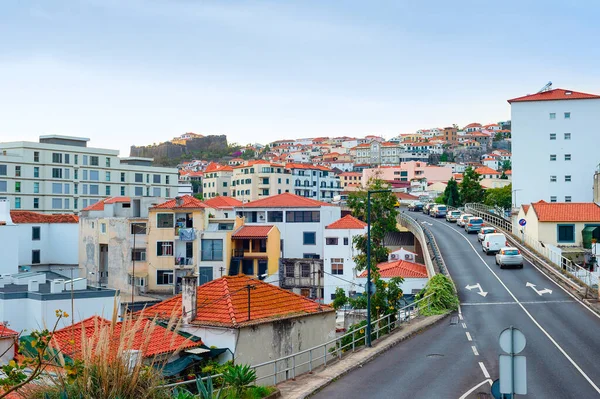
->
[
  {"left": 495, "top": 247, "right": 524, "bottom": 269},
  {"left": 465, "top": 217, "right": 484, "bottom": 233},
  {"left": 430, "top": 205, "right": 447, "bottom": 218},
  {"left": 477, "top": 226, "right": 497, "bottom": 242},
  {"left": 423, "top": 203, "right": 435, "bottom": 214},
  {"left": 408, "top": 202, "right": 424, "bottom": 212},
  {"left": 456, "top": 214, "right": 473, "bottom": 227},
  {"left": 482, "top": 232, "right": 507, "bottom": 255},
  {"left": 446, "top": 210, "right": 462, "bottom": 222}
]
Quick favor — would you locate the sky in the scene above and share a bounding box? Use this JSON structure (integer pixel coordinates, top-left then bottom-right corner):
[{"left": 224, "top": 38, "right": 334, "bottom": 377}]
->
[{"left": 1, "top": 0, "right": 600, "bottom": 157}]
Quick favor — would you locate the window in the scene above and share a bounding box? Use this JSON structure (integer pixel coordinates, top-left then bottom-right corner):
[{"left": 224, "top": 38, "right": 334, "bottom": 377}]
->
[
  {"left": 105, "top": 157, "right": 111, "bottom": 167},
  {"left": 146, "top": 174, "right": 150, "bottom": 183},
  {"left": 105, "top": 171, "right": 111, "bottom": 181},
  {"left": 156, "top": 270, "right": 174, "bottom": 285},
  {"left": 201, "top": 239, "right": 223, "bottom": 261},
  {"left": 303, "top": 232, "right": 316, "bottom": 245},
  {"left": 52, "top": 183, "right": 62, "bottom": 194},
  {"left": 557, "top": 225, "right": 575, "bottom": 243},
  {"left": 156, "top": 213, "right": 174, "bottom": 228},
  {"left": 52, "top": 153, "right": 62, "bottom": 163},
  {"left": 82, "top": 184, "right": 88, "bottom": 194},
  {"left": 301, "top": 263, "right": 311, "bottom": 277},
  {"left": 0, "top": 181, "right": 5, "bottom": 192},
  {"left": 120, "top": 172, "right": 126, "bottom": 182},
  {"left": 153, "top": 187, "right": 161, "bottom": 196},
  {"left": 549, "top": 133, "right": 556, "bottom": 140},
  {"left": 223, "top": 181, "right": 227, "bottom": 187},
  {"left": 285, "top": 263, "right": 295, "bottom": 277},
  {"left": 331, "top": 258, "right": 344, "bottom": 275},
  {"left": 15, "top": 166, "right": 21, "bottom": 177},
  {"left": 64, "top": 199, "right": 70, "bottom": 209},
  {"left": 64, "top": 168, "right": 70, "bottom": 179},
  {"left": 344, "top": 237, "right": 349, "bottom": 245},
  {"left": 156, "top": 241, "right": 174, "bottom": 256},
  {"left": 550, "top": 175, "right": 556, "bottom": 182},
  {"left": 267, "top": 211, "right": 283, "bottom": 222},
  {"left": 565, "top": 196, "right": 572, "bottom": 202},
  {"left": 82, "top": 170, "right": 88, "bottom": 180},
  {"left": 33, "top": 198, "right": 39, "bottom": 209},
  {"left": 15, "top": 182, "right": 21, "bottom": 193},
  {"left": 74, "top": 198, "right": 78, "bottom": 209},
  {"left": 64, "top": 183, "right": 70, "bottom": 194},
  {"left": 326, "top": 237, "right": 339, "bottom": 245},
  {"left": 134, "top": 187, "right": 143, "bottom": 196},
  {"left": 564, "top": 112, "right": 571, "bottom": 119},
  {"left": 121, "top": 186, "right": 125, "bottom": 196},
  {"left": 82, "top": 155, "right": 88, "bottom": 165},
  {"left": 549, "top": 113, "right": 556, "bottom": 119},
  {"left": 166, "top": 175, "right": 170, "bottom": 184},
  {"left": 135, "top": 173, "right": 143, "bottom": 183},
  {"left": 64, "top": 154, "right": 70, "bottom": 164},
  {"left": 550, "top": 196, "right": 557, "bottom": 202},
  {"left": 152, "top": 174, "right": 161, "bottom": 184},
  {"left": 262, "top": 177, "right": 269, "bottom": 185},
  {"left": 565, "top": 154, "right": 571, "bottom": 161},
  {"left": 34, "top": 152, "right": 40, "bottom": 162},
  {"left": 34, "top": 167, "right": 39, "bottom": 178},
  {"left": 89, "top": 170, "right": 99, "bottom": 181},
  {"left": 14, "top": 197, "right": 21, "bottom": 209},
  {"left": 32, "top": 226, "right": 41, "bottom": 240},
  {"left": 550, "top": 154, "right": 556, "bottom": 161},
  {"left": 564, "top": 133, "right": 571, "bottom": 140},
  {"left": 132, "top": 248, "right": 146, "bottom": 261},
  {"left": 74, "top": 154, "right": 78, "bottom": 164},
  {"left": 89, "top": 185, "right": 99, "bottom": 195},
  {"left": 90, "top": 156, "right": 99, "bottom": 166},
  {"left": 565, "top": 175, "right": 572, "bottom": 182},
  {"left": 32, "top": 250, "right": 41, "bottom": 264},
  {"left": 131, "top": 223, "right": 147, "bottom": 234},
  {"left": 52, "top": 168, "right": 62, "bottom": 178},
  {"left": 52, "top": 198, "right": 62, "bottom": 209},
  {"left": 286, "top": 211, "right": 320, "bottom": 223},
  {"left": 0, "top": 165, "right": 5, "bottom": 176},
  {"left": 105, "top": 186, "right": 111, "bottom": 195},
  {"left": 166, "top": 188, "right": 170, "bottom": 197},
  {"left": 101, "top": 223, "right": 107, "bottom": 234}
]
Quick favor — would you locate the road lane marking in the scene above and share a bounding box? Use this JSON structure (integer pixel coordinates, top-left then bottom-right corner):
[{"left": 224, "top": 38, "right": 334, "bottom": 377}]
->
[
  {"left": 466, "top": 332, "right": 472, "bottom": 341},
  {"left": 458, "top": 379, "right": 493, "bottom": 399},
  {"left": 431, "top": 218, "right": 600, "bottom": 395},
  {"left": 526, "top": 281, "right": 552, "bottom": 296},
  {"left": 479, "top": 362, "right": 490, "bottom": 379},
  {"left": 462, "top": 322, "right": 467, "bottom": 329},
  {"left": 462, "top": 299, "right": 575, "bottom": 306},
  {"left": 465, "top": 283, "right": 488, "bottom": 297},
  {"left": 458, "top": 313, "right": 463, "bottom": 320},
  {"left": 472, "top": 346, "right": 479, "bottom": 356}
]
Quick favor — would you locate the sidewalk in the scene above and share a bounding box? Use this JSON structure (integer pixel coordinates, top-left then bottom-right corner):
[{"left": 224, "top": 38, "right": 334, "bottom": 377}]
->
[{"left": 277, "top": 313, "right": 449, "bottom": 399}]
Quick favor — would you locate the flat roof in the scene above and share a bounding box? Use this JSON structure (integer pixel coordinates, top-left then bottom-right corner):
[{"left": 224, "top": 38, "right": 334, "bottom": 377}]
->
[{"left": 39, "top": 135, "right": 90, "bottom": 142}]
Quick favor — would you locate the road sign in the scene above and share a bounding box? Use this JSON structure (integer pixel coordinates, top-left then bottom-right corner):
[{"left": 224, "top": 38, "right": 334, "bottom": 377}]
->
[
  {"left": 491, "top": 379, "right": 513, "bottom": 399},
  {"left": 499, "top": 327, "right": 526, "bottom": 354},
  {"left": 500, "top": 355, "right": 527, "bottom": 394},
  {"left": 518, "top": 218, "right": 526, "bottom": 226}
]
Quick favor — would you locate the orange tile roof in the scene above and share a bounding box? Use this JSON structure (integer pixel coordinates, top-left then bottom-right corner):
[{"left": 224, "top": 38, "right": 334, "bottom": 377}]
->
[
  {"left": 152, "top": 195, "right": 209, "bottom": 209},
  {"left": 474, "top": 166, "right": 500, "bottom": 175},
  {"left": 358, "top": 260, "right": 428, "bottom": 278},
  {"left": 232, "top": 225, "right": 274, "bottom": 239},
  {"left": 508, "top": 88, "right": 600, "bottom": 103},
  {"left": 203, "top": 196, "right": 243, "bottom": 209},
  {"left": 81, "top": 197, "right": 131, "bottom": 212},
  {"left": 205, "top": 162, "right": 233, "bottom": 172},
  {"left": 394, "top": 192, "right": 419, "bottom": 200},
  {"left": 239, "top": 193, "right": 331, "bottom": 208},
  {"left": 10, "top": 211, "right": 79, "bottom": 224},
  {"left": 340, "top": 172, "right": 362, "bottom": 177},
  {"left": 464, "top": 123, "right": 482, "bottom": 128},
  {"left": 285, "top": 163, "right": 332, "bottom": 172},
  {"left": 0, "top": 323, "right": 18, "bottom": 338},
  {"left": 326, "top": 215, "right": 367, "bottom": 230},
  {"left": 522, "top": 204, "right": 530, "bottom": 214},
  {"left": 141, "top": 276, "right": 333, "bottom": 328},
  {"left": 530, "top": 201, "right": 600, "bottom": 222},
  {"left": 51, "top": 316, "right": 201, "bottom": 359}
]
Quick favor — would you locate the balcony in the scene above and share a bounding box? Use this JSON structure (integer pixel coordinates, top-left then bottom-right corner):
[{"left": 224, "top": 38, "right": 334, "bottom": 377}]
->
[
  {"left": 175, "top": 257, "right": 194, "bottom": 266},
  {"left": 175, "top": 227, "right": 196, "bottom": 241},
  {"left": 232, "top": 246, "right": 267, "bottom": 259}
]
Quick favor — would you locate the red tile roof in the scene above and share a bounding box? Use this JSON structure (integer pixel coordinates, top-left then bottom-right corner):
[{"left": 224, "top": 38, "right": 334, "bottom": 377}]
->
[
  {"left": 205, "top": 162, "right": 233, "bottom": 172},
  {"left": 81, "top": 197, "right": 131, "bottom": 212},
  {"left": 522, "top": 205, "right": 530, "bottom": 214},
  {"left": 358, "top": 259, "right": 428, "bottom": 278},
  {"left": 10, "top": 211, "right": 79, "bottom": 224},
  {"left": 474, "top": 166, "right": 500, "bottom": 175},
  {"left": 239, "top": 193, "right": 331, "bottom": 208},
  {"left": 203, "top": 196, "right": 243, "bottom": 209},
  {"left": 530, "top": 201, "right": 600, "bottom": 222},
  {"left": 141, "top": 276, "right": 333, "bottom": 328},
  {"left": 285, "top": 163, "right": 331, "bottom": 172},
  {"left": 0, "top": 323, "right": 18, "bottom": 338},
  {"left": 152, "top": 195, "right": 209, "bottom": 209},
  {"left": 232, "top": 225, "right": 275, "bottom": 239},
  {"left": 394, "top": 192, "right": 419, "bottom": 200},
  {"left": 508, "top": 88, "right": 600, "bottom": 103},
  {"left": 326, "top": 215, "right": 367, "bottom": 230},
  {"left": 51, "top": 316, "right": 201, "bottom": 359}
]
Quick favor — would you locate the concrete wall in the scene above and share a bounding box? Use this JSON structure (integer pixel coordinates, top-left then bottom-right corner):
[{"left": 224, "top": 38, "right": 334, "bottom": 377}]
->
[
  {"left": 0, "top": 338, "right": 15, "bottom": 365},
  {"left": 0, "top": 225, "right": 19, "bottom": 275},
  {"left": 180, "top": 325, "right": 237, "bottom": 362},
  {"left": 17, "top": 223, "right": 78, "bottom": 267}
]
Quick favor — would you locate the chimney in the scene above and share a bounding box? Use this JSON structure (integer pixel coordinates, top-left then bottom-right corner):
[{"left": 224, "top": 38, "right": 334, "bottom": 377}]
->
[
  {"left": 175, "top": 196, "right": 184, "bottom": 207},
  {"left": 0, "top": 200, "right": 14, "bottom": 225},
  {"left": 181, "top": 275, "right": 198, "bottom": 325},
  {"left": 28, "top": 280, "right": 40, "bottom": 292}
]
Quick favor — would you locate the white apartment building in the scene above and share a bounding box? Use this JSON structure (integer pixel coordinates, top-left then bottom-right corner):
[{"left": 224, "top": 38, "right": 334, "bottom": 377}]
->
[
  {"left": 323, "top": 215, "right": 367, "bottom": 304},
  {"left": 0, "top": 200, "right": 19, "bottom": 275},
  {"left": 235, "top": 193, "right": 341, "bottom": 259},
  {"left": 288, "top": 164, "right": 342, "bottom": 202},
  {"left": 202, "top": 162, "right": 233, "bottom": 198},
  {"left": 352, "top": 141, "right": 430, "bottom": 166},
  {"left": 231, "top": 161, "right": 292, "bottom": 202},
  {"left": 0, "top": 136, "right": 178, "bottom": 213},
  {"left": 509, "top": 87, "right": 600, "bottom": 205}
]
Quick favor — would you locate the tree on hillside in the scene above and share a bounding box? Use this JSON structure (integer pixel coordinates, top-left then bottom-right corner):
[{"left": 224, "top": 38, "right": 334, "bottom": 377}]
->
[
  {"left": 459, "top": 166, "right": 485, "bottom": 204},
  {"left": 441, "top": 178, "right": 461, "bottom": 206},
  {"left": 494, "top": 132, "right": 503, "bottom": 142},
  {"left": 502, "top": 160, "right": 511, "bottom": 171},
  {"left": 484, "top": 183, "right": 512, "bottom": 209},
  {"left": 241, "top": 149, "right": 255, "bottom": 160}
]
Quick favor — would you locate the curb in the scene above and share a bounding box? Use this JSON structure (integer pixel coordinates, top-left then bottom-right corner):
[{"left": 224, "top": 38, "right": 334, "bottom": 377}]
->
[{"left": 302, "top": 312, "right": 450, "bottom": 398}]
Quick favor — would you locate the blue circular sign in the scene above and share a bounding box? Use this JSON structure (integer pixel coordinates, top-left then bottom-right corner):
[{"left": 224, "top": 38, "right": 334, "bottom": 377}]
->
[{"left": 519, "top": 219, "right": 526, "bottom": 226}]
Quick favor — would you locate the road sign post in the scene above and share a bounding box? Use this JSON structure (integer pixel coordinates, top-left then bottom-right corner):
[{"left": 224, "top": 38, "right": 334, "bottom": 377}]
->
[
  {"left": 518, "top": 219, "right": 526, "bottom": 244},
  {"left": 498, "top": 326, "right": 527, "bottom": 397}
]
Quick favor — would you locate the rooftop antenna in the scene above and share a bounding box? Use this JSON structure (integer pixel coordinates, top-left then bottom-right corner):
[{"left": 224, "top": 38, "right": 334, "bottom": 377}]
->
[{"left": 537, "top": 81, "right": 552, "bottom": 93}]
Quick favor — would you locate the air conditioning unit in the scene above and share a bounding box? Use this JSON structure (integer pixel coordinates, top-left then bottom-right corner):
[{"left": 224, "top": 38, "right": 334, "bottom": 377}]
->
[
  {"left": 390, "top": 254, "right": 398, "bottom": 260},
  {"left": 405, "top": 254, "right": 412, "bottom": 260}
]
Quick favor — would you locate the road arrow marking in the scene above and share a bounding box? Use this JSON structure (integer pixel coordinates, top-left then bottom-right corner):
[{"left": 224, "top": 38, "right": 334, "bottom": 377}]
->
[
  {"left": 526, "top": 282, "right": 553, "bottom": 296},
  {"left": 420, "top": 221, "right": 433, "bottom": 226},
  {"left": 465, "top": 283, "right": 488, "bottom": 297}
]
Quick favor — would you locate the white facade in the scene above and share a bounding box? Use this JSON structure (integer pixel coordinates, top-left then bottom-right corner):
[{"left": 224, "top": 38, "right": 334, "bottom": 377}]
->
[
  {"left": 289, "top": 166, "right": 342, "bottom": 202},
  {"left": 510, "top": 91, "right": 600, "bottom": 205},
  {"left": 0, "top": 200, "right": 18, "bottom": 275},
  {"left": 16, "top": 221, "right": 78, "bottom": 272}
]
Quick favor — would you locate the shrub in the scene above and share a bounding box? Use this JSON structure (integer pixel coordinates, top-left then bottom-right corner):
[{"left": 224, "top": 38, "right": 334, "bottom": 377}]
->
[
  {"left": 416, "top": 274, "right": 458, "bottom": 315},
  {"left": 221, "top": 364, "right": 256, "bottom": 398}
]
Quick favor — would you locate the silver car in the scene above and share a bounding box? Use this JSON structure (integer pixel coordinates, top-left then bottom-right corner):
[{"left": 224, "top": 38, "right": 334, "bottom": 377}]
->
[
  {"left": 495, "top": 247, "right": 524, "bottom": 269},
  {"left": 456, "top": 214, "right": 473, "bottom": 227}
]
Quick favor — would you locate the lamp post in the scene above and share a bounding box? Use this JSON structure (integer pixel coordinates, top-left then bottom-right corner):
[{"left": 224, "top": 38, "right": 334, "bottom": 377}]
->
[
  {"left": 366, "top": 189, "right": 391, "bottom": 347},
  {"left": 512, "top": 189, "right": 522, "bottom": 209}
]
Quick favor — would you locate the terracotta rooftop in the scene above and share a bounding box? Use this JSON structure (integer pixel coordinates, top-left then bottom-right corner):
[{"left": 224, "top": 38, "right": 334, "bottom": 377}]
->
[
  {"left": 141, "top": 275, "right": 333, "bottom": 328},
  {"left": 474, "top": 166, "right": 500, "bottom": 175},
  {"left": 358, "top": 259, "right": 428, "bottom": 279},
  {"left": 0, "top": 323, "right": 18, "bottom": 338},
  {"left": 326, "top": 214, "right": 367, "bottom": 230},
  {"left": 394, "top": 192, "right": 419, "bottom": 200},
  {"left": 10, "top": 211, "right": 79, "bottom": 224},
  {"left": 508, "top": 88, "right": 600, "bottom": 103},
  {"left": 50, "top": 316, "right": 201, "bottom": 359},
  {"left": 152, "top": 195, "right": 209, "bottom": 210},
  {"left": 232, "top": 225, "right": 275, "bottom": 239},
  {"left": 205, "top": 162, "right": 233, "bottom": 173},
  {"left": 81, "top": 197, "right": 131, "bottom": 212},
  {"left": 238, "top": 193, "right": 331, "bottom": 209},
  {"left": 530, "top": 201, "right": 600, "bottom": 222},
  {"left": 203, "top": 196, "right": 243, "bottom": 209}
]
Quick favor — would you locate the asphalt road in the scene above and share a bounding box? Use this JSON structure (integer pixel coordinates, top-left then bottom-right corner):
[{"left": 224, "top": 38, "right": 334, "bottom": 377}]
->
[{"left": 314, "top": 211, "right": 600, "bottom": 398}]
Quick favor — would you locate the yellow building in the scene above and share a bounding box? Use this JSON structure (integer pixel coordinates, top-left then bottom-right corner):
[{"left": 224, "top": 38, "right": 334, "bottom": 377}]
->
[{"left": 229, "top": 224, "right": 280, "bottom": 279}]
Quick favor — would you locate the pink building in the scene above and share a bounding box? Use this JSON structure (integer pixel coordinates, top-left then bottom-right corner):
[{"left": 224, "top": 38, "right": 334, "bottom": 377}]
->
[{"left": 362, "top": 161, "right": 453, "bottom": 186}]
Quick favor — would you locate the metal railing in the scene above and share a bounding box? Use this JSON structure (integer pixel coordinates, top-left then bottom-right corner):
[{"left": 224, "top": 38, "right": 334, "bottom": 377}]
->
[
  {"left": 160, "top": 294, "right": 433, "bottom": 389},
  {"left": 398, "top": 212, "right": 447, "bottom": 277}
]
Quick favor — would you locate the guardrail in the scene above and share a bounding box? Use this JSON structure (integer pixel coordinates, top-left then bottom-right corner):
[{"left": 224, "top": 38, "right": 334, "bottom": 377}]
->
[
  {"left": 397, "top": 212, "right": 440, "bottom": 277},
  {"left": 161, "top": 294, "right": 433, "bottom": 389}
]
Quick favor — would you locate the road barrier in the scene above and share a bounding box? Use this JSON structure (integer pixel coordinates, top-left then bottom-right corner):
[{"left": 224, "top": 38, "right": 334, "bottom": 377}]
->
[{"left": 397, "top": 212, "right": 444, "bottom": 277}]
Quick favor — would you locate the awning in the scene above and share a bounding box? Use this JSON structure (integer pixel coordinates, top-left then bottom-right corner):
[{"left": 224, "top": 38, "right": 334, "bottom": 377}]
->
[
  {"left": 160, "top": 354, "right": 203, "bottom": 377},
  {"left": 185, "top": 347, "right": 211, "bottom": 355}
]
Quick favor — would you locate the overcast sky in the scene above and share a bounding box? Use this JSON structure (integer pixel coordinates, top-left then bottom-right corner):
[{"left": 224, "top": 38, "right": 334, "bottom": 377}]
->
[{"left": 1, "top": 0, "right": 600, "bottom": 156}]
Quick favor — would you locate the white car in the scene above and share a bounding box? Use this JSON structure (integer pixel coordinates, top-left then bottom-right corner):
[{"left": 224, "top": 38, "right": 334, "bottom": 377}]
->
[
  {"left": 456, "top": 214, "right": 473, "bottom": 227},
  {"left": 495, "top": 247, "right": 524, "bottom": 269},
  {"left": 482, "top": 232, "right": 507, "bottom": 255},
  {"left": 477, "top": 226, "right": 497, "bottom": 242}
]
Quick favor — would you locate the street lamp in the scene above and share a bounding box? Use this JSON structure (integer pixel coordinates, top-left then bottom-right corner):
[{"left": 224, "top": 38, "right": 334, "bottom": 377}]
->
[
  {"left": 366, "top": 189, "right": 391, "bottom": 347},
  {"left": 512, "top": 189, "right": 522, "bottom": 209},
  {"left": 58, "top": 267, "right": 77, "bottom": 326}
]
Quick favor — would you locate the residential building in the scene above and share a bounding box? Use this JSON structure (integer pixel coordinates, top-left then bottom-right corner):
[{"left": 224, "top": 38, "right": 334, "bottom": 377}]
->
[
  {"left": 482, "top": 157, "right": 500, "bottom": 171},
  {"left": 0, "top": 200, "right": 19, "bottom": 275},
  {"left": 340, "top": 172, "right": 362, "bottom": 189},
  {"left": 287, "top": 163, "right": 342, "bottom": 202},
  {"left": 0, "top": 323, "right": 18, "bottom": 364},
  {"left": 229, "top": 224, "right": 280, "bottom": 281},
  {"left": 0, "top": 135, "right": 178, "bottom": 213},
  {"left": 231, "top": 161, "right": 292, "bottom": 202},
  {"left": 443, "top": 126, "right": 458, "bottom": 143},
  {"left": 202, "top": 162, "right": 233, "bottom": 198},
  {"left": 463, "top": 123, "right": 482, "bottom": 133},
  {"left": 279, "top": 258, "right": 323, "bottom": 299},
  {"left": 235, "top": 193, "right": 341, "bottom": 259},
  {"left": 357, "top": 258, "right": 428, "bottom": 295},
  {"left": 362, "top": 162, "right": 453, "bottom": 186},
  {"left": 323, "top": 215, "right": 367, "bottom": 303},
  {"left": 509, "top": 87, "right": 600, "bottom": 205}
]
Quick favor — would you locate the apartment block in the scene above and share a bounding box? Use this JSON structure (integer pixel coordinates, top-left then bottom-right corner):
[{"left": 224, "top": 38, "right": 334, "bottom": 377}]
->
[
  {"left": 202, "top": 162, "right": 233, "bottom": 198},
  {"left": 231, "top": 160, "right": 292, "bottom": 202},
  {"left": 288, "top": 163, "right": 342, "bottom": 202}
]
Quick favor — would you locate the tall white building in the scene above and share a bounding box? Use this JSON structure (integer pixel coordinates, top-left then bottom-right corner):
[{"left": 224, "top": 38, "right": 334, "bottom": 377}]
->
[
  {"left": 509, "top": 87, "right": 600, "bottom": 206},
  {"left": 0, "top": 135, "right": 178, "bottom": 213}
]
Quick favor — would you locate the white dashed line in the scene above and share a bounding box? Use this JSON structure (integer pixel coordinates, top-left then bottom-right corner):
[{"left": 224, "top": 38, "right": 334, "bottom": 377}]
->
[
  {"left": 471, "top": 346, "right": 479, "bottom": 356},
  {"left": 479, "top": 362, "right": 490, "bottom": 379},
  {"left": 466, "top": 332, "right": 472, "bottom": 341},
  {"left": 461, "top": 322, "right": 467, "bottom": 329},
  {"left": 458, "top": 313, "right": 463, "bottom": 320}
]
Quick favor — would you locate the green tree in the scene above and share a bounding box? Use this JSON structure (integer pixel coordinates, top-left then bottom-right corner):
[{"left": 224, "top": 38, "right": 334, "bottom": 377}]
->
[
  {"left": 494, "top": 132, "right": 503, "bottom": 142},
  {"left": 459, "top": 166, "right": 485, "bottom": 204},
  {"left": 241, "top": 149, "right": 255, "bottom": 160},
  {"left": 332, "top": 288, "right": 349, "bottom": 310},
  {"left": 440, "top": 153, "right": 449, "bottom": 163},
  {"left": 502, "top": 160, "right": 511, "bottom": 171},
  {"left": 500, "top": 171, "right": 508, "bottom": 180},
  {"left": 194, "top": 193, "right": 204, "bottom": 201},
  {"left": 441, "top": 178, "right": 461, "bottom": 206},
  {"left": 484, "top": 183, "right": 512, "bottom": 209}
]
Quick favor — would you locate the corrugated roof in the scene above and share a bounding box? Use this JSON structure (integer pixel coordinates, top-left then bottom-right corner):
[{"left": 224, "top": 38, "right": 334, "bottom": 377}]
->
[
  {"left": 10, "top": 211, "right": 79, "bottom": 224},
  {"left": 508, "top": 88, "right": 600, "bottom": 103}
]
